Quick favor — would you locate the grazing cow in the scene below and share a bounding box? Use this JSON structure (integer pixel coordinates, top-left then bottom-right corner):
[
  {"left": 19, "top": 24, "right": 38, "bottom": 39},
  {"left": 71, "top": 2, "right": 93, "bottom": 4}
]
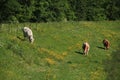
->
[
  {"left": 103, "top": 39, "right": 110, "bottom": 50},
  {"left": 22, "top": 27, "right": 34, "bottom": 43},
  {"left": 82, "top": 42, "right": 90, "bottom": 55}
]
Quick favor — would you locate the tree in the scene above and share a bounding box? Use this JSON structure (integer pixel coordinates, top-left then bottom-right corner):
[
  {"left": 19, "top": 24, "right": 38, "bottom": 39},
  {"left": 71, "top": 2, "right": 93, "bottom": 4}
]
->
[
  {"left": 104, "top": 0, "right": 120, "bottom": 20},
  {"left": 86, "top": 0, "right": 107, "bottom": 21},
  {"left": 71, "top": 0, "right": 87, "bottom": 21},
  {"left": 18, "top": 0, "right": 35, "bottom": 22},
  {"left": 0, "top": 0, "right": 120, "bottom": 22},
  {"left": 0, "top": 0, "right": 21, "bottom": 23}
]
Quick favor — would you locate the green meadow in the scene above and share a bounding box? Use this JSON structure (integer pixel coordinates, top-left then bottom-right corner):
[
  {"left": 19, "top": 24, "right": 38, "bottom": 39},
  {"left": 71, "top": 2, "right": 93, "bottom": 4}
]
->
[{"left": 0, "top": 21, "right": 120, "bottom": 80}]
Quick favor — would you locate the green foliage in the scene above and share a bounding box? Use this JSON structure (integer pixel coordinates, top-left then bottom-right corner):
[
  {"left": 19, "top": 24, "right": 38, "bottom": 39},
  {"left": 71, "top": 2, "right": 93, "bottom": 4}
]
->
[
  {"left": 86, "top": 0, "right": 107, "bottom": 21},
  {"left": 18, "top": 0, "right": 35, "bottom": 22},
  {"left": 0, "top": 0, "right": 21, "bottom": 23},
  {"left": 0, "top": 0, "right": 120, "bottom": 22},
  {"left": 104, "top": 0, "right": 120, "bottom": 20}
]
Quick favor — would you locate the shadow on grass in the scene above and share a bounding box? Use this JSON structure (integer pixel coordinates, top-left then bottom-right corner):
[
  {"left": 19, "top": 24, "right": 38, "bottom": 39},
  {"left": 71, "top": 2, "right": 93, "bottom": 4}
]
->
[
  {"left": 17, "top": 36, "right": 25, "bottom": 41},
  {"left": 97, "top": 46, "right": 105, "bottom": 50},
  {"left": 67, "top": 61, "right": 72, "bottom": 64},
  {"left": 75, "top": 51, "right": 83, "bottom": 55},
  {"left": 103, "top": 45, "right": 120, "bottom": 80}
]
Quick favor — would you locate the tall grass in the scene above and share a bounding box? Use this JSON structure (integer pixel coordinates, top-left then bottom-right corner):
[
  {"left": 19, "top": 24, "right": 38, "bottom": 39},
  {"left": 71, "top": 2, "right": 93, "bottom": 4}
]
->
[{"left": 0, "top": 21, "right": 120, "bottom": 80}]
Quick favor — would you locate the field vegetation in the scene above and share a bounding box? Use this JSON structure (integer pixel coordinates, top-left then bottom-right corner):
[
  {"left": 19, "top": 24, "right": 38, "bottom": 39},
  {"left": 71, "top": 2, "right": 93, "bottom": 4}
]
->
[{"left": 0, "top": 21, "right": 120, "bottom": 80}]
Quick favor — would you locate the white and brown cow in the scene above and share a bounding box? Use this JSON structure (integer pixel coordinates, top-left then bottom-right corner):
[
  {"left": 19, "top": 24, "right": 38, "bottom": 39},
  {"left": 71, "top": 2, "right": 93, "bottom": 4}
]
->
[
  {"left": 82, "top": 42, "right": 90, "bottom": 55},
  {"left": 103, "top": 39, "right": 110, "bottom": 50},
  {"left": 22, "top": 27, "right": 34, "bottom": 43}
]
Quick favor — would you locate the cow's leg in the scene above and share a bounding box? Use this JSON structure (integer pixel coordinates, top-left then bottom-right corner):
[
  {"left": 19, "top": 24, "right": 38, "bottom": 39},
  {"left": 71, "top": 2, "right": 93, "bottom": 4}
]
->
[{"left": 29, "top": 36, "right": 34, "bottom": 43}]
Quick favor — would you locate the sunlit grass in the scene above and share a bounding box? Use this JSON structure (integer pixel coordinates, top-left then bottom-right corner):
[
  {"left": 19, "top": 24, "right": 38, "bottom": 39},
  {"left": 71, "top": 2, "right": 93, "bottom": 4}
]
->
[{"left": 0, "top": 21, "right": 120, "bottom": 80}]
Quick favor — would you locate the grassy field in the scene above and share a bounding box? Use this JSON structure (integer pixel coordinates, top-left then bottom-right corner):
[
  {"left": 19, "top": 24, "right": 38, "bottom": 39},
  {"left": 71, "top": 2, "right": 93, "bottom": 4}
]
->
[{"left": 0, "top": 21, "right": 120, "bottom": 80}]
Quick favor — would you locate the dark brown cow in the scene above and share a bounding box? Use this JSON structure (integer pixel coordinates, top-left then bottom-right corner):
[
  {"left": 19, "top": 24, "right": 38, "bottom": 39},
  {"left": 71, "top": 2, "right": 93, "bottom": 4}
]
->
[
  {"left": 82, "top": 42, "right": 90, "bottom": 55},
  {"left": 103, "top": 39, "right": 110, "bottom": 50}
]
